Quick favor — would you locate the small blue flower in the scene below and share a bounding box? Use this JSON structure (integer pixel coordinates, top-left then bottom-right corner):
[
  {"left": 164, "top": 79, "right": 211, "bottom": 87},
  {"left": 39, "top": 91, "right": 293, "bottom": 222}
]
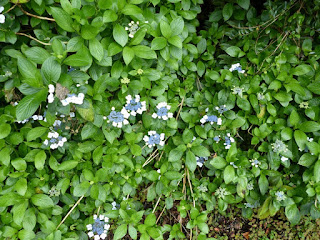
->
[
  {"left": 125, "top": 95, "right": 146, "bottom": 116},
  {"left": 224, "top": 133, "right": 235, "bottom": 149},
  {"left": 86, "top": 215, "right": 110, "bottom": 239},
  {"left": 196, "top": 156, "right": 208, "bottom": 167},
  {"left": 200, "top": 114, "right": 222, "bottom": 125},
  {"left": 143, "top": 131, "right": 165, "bottom": 148},
  {"left": 215, "top": 105, "right": 228, "bottom": 114},
  {"left": 152, "top": 102, "right": 173, "bottom": 120},
  {"left": 214, "top": 136, "right": 220, "bottom": 142},
  {"left": 104, "top": 107, "right": 130, "bottom": 128},
  {"left": 229, "top": 63, "right": 245, "bottom": 73}
]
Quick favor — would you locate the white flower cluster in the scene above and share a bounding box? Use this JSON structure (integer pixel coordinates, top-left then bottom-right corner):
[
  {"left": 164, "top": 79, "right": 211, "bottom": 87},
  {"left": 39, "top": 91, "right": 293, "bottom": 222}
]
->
[
  {"left": 249, "top": 158, "right": 261, "bottom": 168},
  {"left": 230, "top": 162, "right": 238, "bottom": 168},
  {"left": 196, "top": 156, "right": 208, "bottom": 167},
  {"left": 200, "top": 114, "right": 222, "bottom": 125},
  {"left": 125, "top": 21, "right": 139, "bottom": 38},
  {"left": 229, "top": 63, "right": 245, "bottom": 73},
  {"left": 48, "top": 84, "right": 55, "bottom": 103},
  {"left": 143, "top": 131, "right": 165, "bottom": 148},
  {"left": 275, "top": 191, "right": 286, "bottom": 201},
  {"left": 280, "top": 156, "right": 288, "bottom": 162},
  {"left": 104, "top": 107, "right": 130, "bottom": 128},
  {"left": 86, "top": 215, "right": 110, "bottom": 240},
  {"left": 224, "top": 133, "right": 235, "bottom": 149},
  {"left": 152, "top": 102, "right": 173, "bottom": 120},
  {"left": 61, "top": 93, "right": 85, "bottom": 106},
  {"left": 125, "top": 95, "right": 146, "bottom": 116},
  {"left": 231, "top": 86, "right": 245, "bottom": 98},
  {"left": 215, "top": 187, "right": 230, "bottom": 199},
  {"left": 16, "top": 114, "right": 46, "bottom": 124},
  {"left": 0, "top": 6, "right": 5, "bottom": 24},
  {"left": 43, "top": 131, "right": 67, "bottom": 149},
  {"left": 48, "top": 186, "right": 60, "bottom": 197}
]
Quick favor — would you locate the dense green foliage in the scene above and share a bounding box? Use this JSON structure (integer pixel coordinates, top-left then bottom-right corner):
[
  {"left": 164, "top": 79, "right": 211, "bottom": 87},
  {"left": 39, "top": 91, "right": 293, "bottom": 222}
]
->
[{"left": 1, "top": 0, "right": 320, "bottom": 239}]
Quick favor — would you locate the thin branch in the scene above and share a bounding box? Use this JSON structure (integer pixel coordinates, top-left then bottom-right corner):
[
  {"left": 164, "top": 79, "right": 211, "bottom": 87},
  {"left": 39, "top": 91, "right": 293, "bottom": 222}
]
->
[
  {"left": 156, "top": 205, "right": 166, "bottom": 224},
  {"left": 19, "top": 5, "right": 55, "bottom": 21},
  {"left": 186, "top": 169, "right": 195, "bottom": 207},
  {"left": 176, "top": 97, "right": 185, "bottom": 120},
  {"left": 152, "top": 196, "right": 161, "bottom": 213},
  {"left": 4, "top": 4, "right": 17, "bottom": 14},
  {"left": 56, "top": 195, "right": 84, "bottom": 230},
  {"left": 16, "top": 32, "right": 51, "bottom": 45}
]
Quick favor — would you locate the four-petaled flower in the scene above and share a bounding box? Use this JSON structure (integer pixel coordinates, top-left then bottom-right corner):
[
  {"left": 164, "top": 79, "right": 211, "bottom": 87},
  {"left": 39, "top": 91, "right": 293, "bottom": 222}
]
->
[
  {"left": 143, "top": 131, "right": 165, "bottom": 148},
  {"left": 152, "top": 102, "right": 173, "bottom": 120},
  {"left": 86, "top": 215, "right": 110, "bottom": 240},
  {"left": 229, "top": 63, "right": 245, "bottom": 73},
  {"left": 105, "top": 107, "right": 130, "bottom": 128},
  {"left": 125, "top": 95, "right": 146, "bottom": 116},
  {"left": 200, "top": 114, "right": 222, "bottom": 125}
]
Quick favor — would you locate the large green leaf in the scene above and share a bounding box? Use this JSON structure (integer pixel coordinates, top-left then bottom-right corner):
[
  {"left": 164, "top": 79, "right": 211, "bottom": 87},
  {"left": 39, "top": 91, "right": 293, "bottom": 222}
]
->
[
  {"left": 113, "top": 24, "right": 128, "bottom": 47},
  {"left": 31, "top": 194, "right": 54, "bottom": 208},
  {"left": 132, "top": 45, "right": 157, "bottom": 59},
  {"left": 50, "top": 7, "right": 75, "bottom": 32},
  {"left": 64, "top": 47, "right": 92, "bottom": 66},
  {"left": 16, "top": 89, "right": 47, "bottom": 121},
  {"left": 41, "top": 57, "right": 61, "bottom": 84},
  {"left": 17, "top": 57, "right": 41, "bottom": 87}
]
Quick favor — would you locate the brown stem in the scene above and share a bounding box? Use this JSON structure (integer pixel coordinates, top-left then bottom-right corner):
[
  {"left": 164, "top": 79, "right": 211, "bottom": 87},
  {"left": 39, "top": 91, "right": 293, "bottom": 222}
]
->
[
  {"left": 19, "top": 5, "right": 55, "bottom": 21},
  {"left": 15, "top": 32, "right": 51, "bottom": 45}
]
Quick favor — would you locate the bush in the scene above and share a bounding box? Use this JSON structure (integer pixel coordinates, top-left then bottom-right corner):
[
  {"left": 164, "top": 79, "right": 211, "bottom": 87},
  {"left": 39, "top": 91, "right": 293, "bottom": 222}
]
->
[{"left": 1, "top": 0, "right": 320, "bottom": 239}]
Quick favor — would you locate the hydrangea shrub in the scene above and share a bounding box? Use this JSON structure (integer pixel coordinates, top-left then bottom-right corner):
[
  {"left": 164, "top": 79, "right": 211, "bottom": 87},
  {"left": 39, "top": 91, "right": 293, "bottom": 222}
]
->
[{"left": 1, "top": 0, "right": 320, "bottom": 239}]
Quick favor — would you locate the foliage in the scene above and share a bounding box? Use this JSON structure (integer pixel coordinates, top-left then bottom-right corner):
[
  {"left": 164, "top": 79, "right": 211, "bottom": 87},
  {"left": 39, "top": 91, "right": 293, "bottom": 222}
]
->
[{"left": 1, "top": 0, "right": 320, "bottom": 239}]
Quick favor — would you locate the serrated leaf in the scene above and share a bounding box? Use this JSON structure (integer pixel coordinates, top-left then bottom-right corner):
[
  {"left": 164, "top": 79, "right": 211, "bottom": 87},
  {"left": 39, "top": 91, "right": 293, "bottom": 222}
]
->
[{"left": 113, "top": 24, "right": 128, "bottom": 47}]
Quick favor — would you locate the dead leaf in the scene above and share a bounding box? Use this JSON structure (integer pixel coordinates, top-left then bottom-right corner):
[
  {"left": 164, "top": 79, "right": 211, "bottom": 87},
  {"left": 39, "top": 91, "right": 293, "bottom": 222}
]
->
[{"left": 55, "top": 83, "right": 70, "bottom": 100}]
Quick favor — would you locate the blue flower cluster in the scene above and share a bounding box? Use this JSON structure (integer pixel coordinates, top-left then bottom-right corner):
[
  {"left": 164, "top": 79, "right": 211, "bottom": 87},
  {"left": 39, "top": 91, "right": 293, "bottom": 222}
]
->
[
  {"left": 86, "top": 215, "right": 110, "bottom": 240},
  {"left": 143, "top": 131, "right": 165, "bottom": 148}
]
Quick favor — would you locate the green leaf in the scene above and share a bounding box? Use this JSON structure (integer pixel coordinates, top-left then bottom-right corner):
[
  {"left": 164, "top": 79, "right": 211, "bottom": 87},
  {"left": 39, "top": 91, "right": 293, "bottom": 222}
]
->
[
  {"left": 186, "top": 150, "right": 196, "bottom": 172},
  {"left": 168, "top": 35, "right": 182, "bottom": 48},
  {"left": 168, "top": 145, "right": 187, "bottom": 162},
  {"left": 50, "top": 7, "right": 75, "bottom": 32},
  {"left": 41, "top": 57, "right": 61, "bottom": 84},
  {"left": 145, "top": 213, "right": 156, "bottom": 226},
  {"left": 170, "top": 17, "right": 184, "bottom": 35},
  {"left": 81, "top": 24, "right": 100, "bottom": 40},
  {"left": 132, "top": 45, "right": 157, "bottom": 59},
  {"left": 289, "top": 109, "right": 300, "bottom": 126},
  {"left": 259, "top": 175, "right": 269, "bottom": 195},
  {"left": 24, "top": 47, "right": 50, "bottom": 64},
  {"left": 315, "top": 160, "right": 320, "bottom": 183},
  {"left": 27, "top": 127, "right": 47, "bottom": 141},
  {"left": 64, "top": 47, "right": 92, "bottom": 67},
  {"left": 15, "top": 178, "right": 28, "bottom": 196},
  {"left": 121, "top": 4, "right": 142, "bottom": 15},
  {"left": 73, "top": 181, "right": 90, "bottom": 197},
  {"left": 292, "top": 64, "right": 313, "bottom": 76},
  {"left": 113, "top": 24, "right": 128, "bottom": 47},
  {"left": 298, "top": 121, "right": 320, "bottom": 132},
  {"left": 103, "top": 10, "right": 118, "bottom": 22},
  {"left": 224, "top": 165, "right": 235, "bottom": 184},
  {"left": 298, "top": 153, "right": 317, "bottom": 167},
  {"left": 160, "top": 20, "right": 172, "bottom": 39},
  {"left": 225, "top": 46, "right": 241, "bottom": 57},
  {"left": 123, "top": 46, "right": 135, "bottom": 65},
  {"left": 237, "top": 0, "right": 250, "bottom": 10},
  {"left": 17, "top": 57, "right": 41, "bottom": 87},
  {"left": 114, "top": 224, "right": 127, "bottom": 240},
  {"left": 89, "top": 38, "right": 104, "bottom": 62},
  {"left": 0, "top": 123, "right": 11, "bottom": 139},
  {"left": 151, "top": 37, "right": 167, "bottom": 50},
  {"left": 58, "top": 160, "right": 78, "bottom": 171},
  {"left": 307, "top": 82, "right": 320, "bottom": 95},
  {"left": 16, "top": 89, "right": 47, "bottom": 121},
  {"left": 223, "top": 3, "right": 233, "bottom": 21},
  {"left": 128, "top": 225, "right": 137, "bottom": 239},
  {"left": 191, "top": 145, "right": 210, "bottom": 157},
  {"left": 31, "top": 194, "right": 54, "bottom": 208},
  {"left": 35, "top": 150, "right": 46, "bottom": 170},
  {"left": 210, "top": 156, "right": 227, "bottom": 169},
  {"left": 285, "top": 204, "right": 300, "bottom": 225}
]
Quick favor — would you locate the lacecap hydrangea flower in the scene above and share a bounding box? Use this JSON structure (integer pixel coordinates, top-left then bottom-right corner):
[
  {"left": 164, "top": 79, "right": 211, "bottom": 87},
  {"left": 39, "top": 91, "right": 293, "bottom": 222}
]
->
[
  {"left": 43, "top": 131, "right": 67, "bottom": 149},
  {"left": 275, "top": 191, "right": 286, "bottom": 201},
  {"left": 224, "top": 133, "right": 235, "bottom": 149},
  {"left": 196, "top": 156, "right": 208, "bottom": 167},
  {"left": 86, "top": 215, "right": 110, "bottom": 240},
  {"left": 229, "top": 63, "right": 245, "bottom": 73},
  {"left": 215, "top": 187, "right": 230, "bottom": 199},
  {"left": 124, "top": 95, "right": 146, "bottom": 116},
  {"left": 0, "top": 6, "right": 5, "bottom": 24},
  {"left": 143, "top": 131, "right": 165, "bottom": 148},
  {"left": 152, "top": 102, "right": 173, "bottom": 120},
  {"left": 61, "top": 93, "right": 85, "bottom": 106},
  {"left": 104, "top": 107, "right": 130, "bottom": 128},
  {"left": 271, "top": 139, "right": 288, "bottom": 153},
  {"left": 215, "top": 105, "right": 228, "bottom": 114},
  {"left": 200, "top": 114, "right": 222, "bottom": 125},
  {"left": 250, "top": 158, "right": 261, "bottom": 168},
  {"left": 125, "top": 21, "right": 139, "bottom": 38},
  {"left": 231, "top": 86, "right": 245, "bottom": 98}
]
